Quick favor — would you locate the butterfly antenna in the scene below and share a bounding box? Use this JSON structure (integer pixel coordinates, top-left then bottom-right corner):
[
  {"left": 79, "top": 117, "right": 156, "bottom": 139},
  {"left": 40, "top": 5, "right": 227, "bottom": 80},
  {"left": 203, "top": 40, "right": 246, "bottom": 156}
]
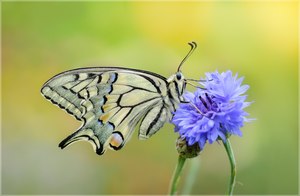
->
[
  {"left": 186, "top": 78, "right": 204, "bottom": 82},
  {"left": 177, "top": 41, "right": 197, "bottom": 72},
  {"left": 186, "top": 78, "right": 214, "bottom": 82},
  {"left": 185, "top": 80, "right": 206, "bottom": 90}
]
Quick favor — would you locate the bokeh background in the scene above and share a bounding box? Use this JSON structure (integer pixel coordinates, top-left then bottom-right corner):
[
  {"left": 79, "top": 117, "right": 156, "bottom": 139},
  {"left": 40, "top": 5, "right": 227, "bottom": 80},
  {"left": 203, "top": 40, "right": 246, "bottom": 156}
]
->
[{"left": 2, "top": 1, "right": 298, "bottom": 195}]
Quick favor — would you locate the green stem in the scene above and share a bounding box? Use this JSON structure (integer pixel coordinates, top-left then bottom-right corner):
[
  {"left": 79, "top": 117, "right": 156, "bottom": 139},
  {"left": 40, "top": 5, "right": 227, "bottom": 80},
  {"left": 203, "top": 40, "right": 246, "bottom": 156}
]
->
[
  {"left": 169, "top": 155, "right": 186, "bottom": 195},
  {"left": 182, "top": 157, "right": 200, "bottom": 194},
  {"left": 223, "top": 139, "right": 236, "bottom": 196}
]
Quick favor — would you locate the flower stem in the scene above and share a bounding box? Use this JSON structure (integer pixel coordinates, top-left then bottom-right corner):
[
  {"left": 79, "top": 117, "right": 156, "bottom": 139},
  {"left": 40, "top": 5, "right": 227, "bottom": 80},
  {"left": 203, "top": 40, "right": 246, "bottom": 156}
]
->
[
  {"left": 169, "top": 155, "right": 186, "bottom": 195},
  {"left": 223, "top": 139, "right": 236, "bottom": 196},
  {"left": 182, "top": 157, "right": 200, "bottom": 194}
]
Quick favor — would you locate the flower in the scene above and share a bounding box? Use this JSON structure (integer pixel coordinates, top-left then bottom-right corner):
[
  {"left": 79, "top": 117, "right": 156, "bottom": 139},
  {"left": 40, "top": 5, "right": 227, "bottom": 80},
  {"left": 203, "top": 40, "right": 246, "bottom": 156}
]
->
[{"left": 172, "top": 70, "right": 252, "bottom": 150}]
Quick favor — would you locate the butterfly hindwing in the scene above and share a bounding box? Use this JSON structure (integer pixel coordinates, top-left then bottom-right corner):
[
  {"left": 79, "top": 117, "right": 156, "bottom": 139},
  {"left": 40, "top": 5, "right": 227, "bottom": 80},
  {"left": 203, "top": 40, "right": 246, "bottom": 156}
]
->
[
  {"left": 41, "top": 67, "right": 177, "bottom": 155},
  {"left": 139, "top": 103, "right": 168, "bottom": 139}
]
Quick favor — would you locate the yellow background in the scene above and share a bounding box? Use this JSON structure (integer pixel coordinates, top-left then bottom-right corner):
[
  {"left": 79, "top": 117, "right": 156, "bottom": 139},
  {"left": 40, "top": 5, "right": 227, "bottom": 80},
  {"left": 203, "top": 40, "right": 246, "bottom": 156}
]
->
[{"left": 2, "top": 1, "right": 298, "bottom": 194}]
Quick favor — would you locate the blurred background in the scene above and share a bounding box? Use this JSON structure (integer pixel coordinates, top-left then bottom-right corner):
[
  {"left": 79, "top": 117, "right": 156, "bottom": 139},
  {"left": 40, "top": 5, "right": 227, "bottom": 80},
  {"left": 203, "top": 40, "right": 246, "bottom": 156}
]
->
[{"left": 2, "top": 1, "right": 298, "bottom": 195}]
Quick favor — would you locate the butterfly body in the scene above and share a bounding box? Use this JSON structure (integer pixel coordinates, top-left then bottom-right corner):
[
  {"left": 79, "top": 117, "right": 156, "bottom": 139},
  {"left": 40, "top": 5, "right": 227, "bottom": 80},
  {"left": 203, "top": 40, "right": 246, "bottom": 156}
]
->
[{"left": 41, "top": 67, "right": 186, "bottom": 155}]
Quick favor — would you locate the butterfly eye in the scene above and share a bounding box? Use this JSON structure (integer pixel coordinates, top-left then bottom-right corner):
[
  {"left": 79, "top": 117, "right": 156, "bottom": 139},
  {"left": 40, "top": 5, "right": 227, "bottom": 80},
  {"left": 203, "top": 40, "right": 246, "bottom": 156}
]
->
[{"left": 176, "top": 72, "right": 182, "bottom": 80}]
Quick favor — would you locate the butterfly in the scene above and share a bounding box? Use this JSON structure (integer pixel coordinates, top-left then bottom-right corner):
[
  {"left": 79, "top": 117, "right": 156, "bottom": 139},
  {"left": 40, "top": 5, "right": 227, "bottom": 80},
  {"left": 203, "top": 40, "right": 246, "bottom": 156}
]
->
[{"left": 41, "top": 42, "right": 197, "bottom": 155}]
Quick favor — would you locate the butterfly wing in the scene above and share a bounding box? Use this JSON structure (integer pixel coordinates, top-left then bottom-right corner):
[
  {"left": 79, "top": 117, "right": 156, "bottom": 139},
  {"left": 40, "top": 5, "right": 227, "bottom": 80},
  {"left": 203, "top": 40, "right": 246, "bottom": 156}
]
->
[{"left": 41, "top": 67, "right": 174, "bottom": 155}]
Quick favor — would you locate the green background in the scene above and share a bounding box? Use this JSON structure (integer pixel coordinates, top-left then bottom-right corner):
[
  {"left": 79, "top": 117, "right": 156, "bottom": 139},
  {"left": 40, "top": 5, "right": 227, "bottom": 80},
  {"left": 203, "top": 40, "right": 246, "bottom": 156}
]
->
[{"left": 2, "top": 1, "right": 298, "bottom": 195}]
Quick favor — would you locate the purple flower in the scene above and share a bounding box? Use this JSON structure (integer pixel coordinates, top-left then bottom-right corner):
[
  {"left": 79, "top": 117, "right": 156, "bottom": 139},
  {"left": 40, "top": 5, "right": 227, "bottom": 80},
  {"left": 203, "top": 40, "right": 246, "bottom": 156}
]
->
[{"left": 172, "top": 70, "right": 252, "bottom": 150}]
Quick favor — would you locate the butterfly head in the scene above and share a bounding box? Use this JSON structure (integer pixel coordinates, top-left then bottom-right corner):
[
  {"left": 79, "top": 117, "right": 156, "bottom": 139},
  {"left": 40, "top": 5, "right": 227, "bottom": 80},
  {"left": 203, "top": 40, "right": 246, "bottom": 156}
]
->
[
  {"left": 167, "top": 71, "right": 184, "bottom": 81},
  {"left": 167, "top": 71, "right": 186, "bottom": 104},
  {"left": 175, "top": 72, "right": 187, "bottom": 98}
]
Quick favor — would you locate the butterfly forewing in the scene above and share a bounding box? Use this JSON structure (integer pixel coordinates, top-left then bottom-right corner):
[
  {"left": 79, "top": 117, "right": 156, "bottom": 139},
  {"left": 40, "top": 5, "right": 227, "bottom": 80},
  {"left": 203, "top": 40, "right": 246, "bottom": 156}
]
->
[{"left": 41, "top": 67, "right": 183, "bottom": 155}]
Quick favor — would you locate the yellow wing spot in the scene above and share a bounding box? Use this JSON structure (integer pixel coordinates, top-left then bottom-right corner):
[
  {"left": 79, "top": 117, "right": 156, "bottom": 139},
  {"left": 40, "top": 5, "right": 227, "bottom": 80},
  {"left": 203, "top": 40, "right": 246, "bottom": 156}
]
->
[
  {"left": 102, "top": 103, "right": 117, "bottom": 112},
  {"left": 99, "top": 113, "right": 110, "bottom": 123},
  {"left": 104, "top": 94, "right": 120, "bottom": 104},
  {"left": 99, "top": 107, "right": 119, "bottom": 123}
]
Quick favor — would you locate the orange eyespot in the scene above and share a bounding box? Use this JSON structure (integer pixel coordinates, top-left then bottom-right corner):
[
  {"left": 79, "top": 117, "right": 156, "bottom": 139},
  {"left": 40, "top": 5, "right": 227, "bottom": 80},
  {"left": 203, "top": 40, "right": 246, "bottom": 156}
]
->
[{"left": 109, "top": 132, "right": 123, "bottom": 148}]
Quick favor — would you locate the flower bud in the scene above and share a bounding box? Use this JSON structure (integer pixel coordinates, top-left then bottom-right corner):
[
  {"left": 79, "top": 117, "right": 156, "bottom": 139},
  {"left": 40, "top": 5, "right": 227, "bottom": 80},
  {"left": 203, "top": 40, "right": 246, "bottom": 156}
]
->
[{"left": 176, "top": 137, "right": 200, "bottom": 158}]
